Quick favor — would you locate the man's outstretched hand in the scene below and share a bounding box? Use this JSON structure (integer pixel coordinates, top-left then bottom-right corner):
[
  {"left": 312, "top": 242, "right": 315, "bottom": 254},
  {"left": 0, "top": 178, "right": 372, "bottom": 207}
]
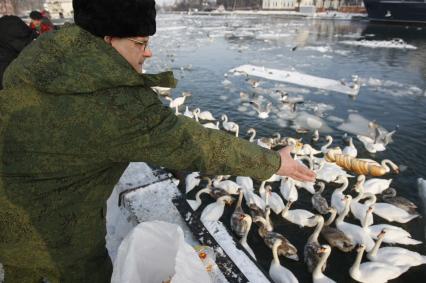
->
[{"left": 276, "top": 146, "right": 316, "bottom": 182}]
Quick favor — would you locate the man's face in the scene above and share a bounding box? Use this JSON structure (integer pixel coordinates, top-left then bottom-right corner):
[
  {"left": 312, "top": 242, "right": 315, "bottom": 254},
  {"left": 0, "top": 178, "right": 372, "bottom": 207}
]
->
[
  {"left": 31, "top": 19, "right": 41, "bottom": 27},
  {"left": 105, "top": 36, "right": 152, "bottom": 73}
]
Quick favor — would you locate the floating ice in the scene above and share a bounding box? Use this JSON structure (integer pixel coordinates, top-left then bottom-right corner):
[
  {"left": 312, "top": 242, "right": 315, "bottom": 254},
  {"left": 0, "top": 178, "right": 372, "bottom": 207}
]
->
[
  {"left": 340, "top": 39, "right": 417, "bottom": 50},
  {"left": 292, "top": 111, "right": 333, "bottom": 133},
  {"left": 304, "top": 46, "right": 333, "bottom": 53},
  {"left": 255, "top": 33, "right": 291, "bottom": 40},
  {"left": 230, "top": 65, "right": 359, "bottom": 96}
]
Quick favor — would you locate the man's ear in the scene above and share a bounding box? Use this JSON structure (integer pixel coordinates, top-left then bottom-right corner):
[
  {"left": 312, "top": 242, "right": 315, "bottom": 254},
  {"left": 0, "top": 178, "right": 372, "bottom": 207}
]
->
[{"left": 104, "top": 36, "right": 112, "bottom": 44}]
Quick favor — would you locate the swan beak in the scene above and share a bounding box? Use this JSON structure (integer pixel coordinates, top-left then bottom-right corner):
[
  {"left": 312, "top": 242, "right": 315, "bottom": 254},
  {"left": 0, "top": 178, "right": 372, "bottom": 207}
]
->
[{"left": 288, "top": 254, "right": 299, "bottom": 261}]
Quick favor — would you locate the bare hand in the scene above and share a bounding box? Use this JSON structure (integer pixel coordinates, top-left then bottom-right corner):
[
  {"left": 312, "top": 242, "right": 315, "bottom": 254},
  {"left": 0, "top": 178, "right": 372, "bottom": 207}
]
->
[{"left": 276, "top": 146, "right": 316, "bottom": 182}]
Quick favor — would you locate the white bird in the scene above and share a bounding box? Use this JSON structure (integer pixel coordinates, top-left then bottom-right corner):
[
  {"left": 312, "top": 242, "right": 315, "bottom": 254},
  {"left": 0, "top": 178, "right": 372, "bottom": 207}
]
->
[
  {"left": 331, "top": 175, "right": 350, "bottom": 215},
  {"left": 151, "top": 86, "right": 171, "bottom": 96},
  {"left": 367, "top": 229, "right": 426, "bottom": 267},
  {"left": 261, "top": 183, "right": 285, "bottom": 214},
  {"left": 281, "top": 201, "right": 317, "bottom": 228},
  {"left": 183, "top": 106, "right": 194, "bottom": 118},
  {"left": 320, "top": 136, "right": 333, "bottom": 153},
  {"left": 280, "top": 177, "right": 298, "bottom": 202},
  {"left": 362, "top": 206, "right": 422, "bottom": 245},
  {"left": 187, "top": 187, "right": 210, "bottom": 211},
  {"left": 342, "top": 136, "right": 357, "bottom": 158},
  {"left": 221, "top": 114, "right": 239, "bottom": 137},
  {"left": 164, "top": 92, "right": 192, "bottom": 115},
  {"left": 202, "top": 121, "right": 220, "bottom": 130},
  {"left": 357, "top": 134, "right": 386, "bottom": 153},
  {"left": 250, "top": 101, "right": 272, "bottom": 119},
  {"left": 200, "top": 195, "right": 233, "bottom": 222},
  {"left": 315, "top": 160, "right": 351, "bottom": 183},
  {"left": 336, "top": 195, "right": 375, "bottom": 252},
  {"left": 363, "top": 175, "right": 393, "bottom": 195},
  {"left": 371, "top": 201, "right": 420, "bottom": 223},
  {"left": 351, "top": 176, "right": 374, "bottom": 226},
  {"left": 313, "top": 245, "right": 336, "bottom": 283},
  {"left": 239, "top": 214, "right": 257, "bottom": 259},
  {"left": 247, "top": 128, "right": 273, "bottom": 149},
  {"left": 212, "top": 176, "right": 240, "bottom": 195},
  {"left": 193, "top": 108, "right": 216, "bottom": 121},
  {"left": 349, "top": 244, "right": 409, "bottom": 283},
  {"left": 269, "top": 239, "right": 299, "bottom": 283},
  {"left": 185, "top": 172, "right": 201, "bottom": 194}
]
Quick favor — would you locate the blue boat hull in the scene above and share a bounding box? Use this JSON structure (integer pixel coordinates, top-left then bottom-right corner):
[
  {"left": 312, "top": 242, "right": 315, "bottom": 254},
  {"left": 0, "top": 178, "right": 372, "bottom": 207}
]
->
[{"left": 363, "top": 0, "right": 426, "bottom": 23}]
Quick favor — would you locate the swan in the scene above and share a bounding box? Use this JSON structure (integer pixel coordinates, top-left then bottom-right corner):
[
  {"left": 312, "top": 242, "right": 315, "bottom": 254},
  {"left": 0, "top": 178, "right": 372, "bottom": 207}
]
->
[
  {"left": 247, "top": 128, "right": 273, "bottom": 149},
  {"left": 349, "top": 244, "right": 409, "bottom": 283},
  {"left": 212, "top": 176, "right": 240, "bottom": 195},
  {"left": 187, "top": 187, "right": 211, "bottom": 211},
  {"left": 312, "top": 182, "right": 329, "bottom": 214},
  {"left": 342, "top": 136, "right": 357, "bottom": 158},
  {"left": 371, "top": 200, "right": 420, "bottom": 223},
  {"left": 231, "top": 190, "right": 249, "bottom": 237},
  {"left": 279, "top": 91, "right": 304, "bottom": 112},
  {"left": 260, "top": 183, "right": 285, "bottom": 214},
  {"left": 221, "top": 114, "right": 239, "bottom": 137},
  {"left": 304, "top": 215, "right": 325, "bottom": 273},
  {"left": 239, "top": 214, "right": 256, "bottom": 259},
  {"left": 362, "top": 175, "right": 393, "bottom": 195},
  {"left": 381, "top": 188, "right": 418, "bottom": 214},
  {"left": 320, "top": 135, "right": 333, "bottom": 153},
  {"left": 185, "top": 172, "right": 201, "bottom": 193},
  {"left": 315, "top": 159, "right": 351, "bottom": 183},
  {"left": 351, "top": 176, "right": 375, "bottom": 226},
  {"left": 202, "top": 121, "right": 220, "bottom": 130},
  {"left": 151, "top": 86, "right": 171, "bottom": 96},
  {"left": 320, "top": 208, "right": 355, "bottom": 252},
  {"left": 281, "top": 201, "right": 317, "bottom": 227},
  {"left": 200, "top": 195, "right": 233, "bottom": 222},
  {"left": 313, "top": 245, "right": 336, "bottom": 283},
  {"left": 164, "top": 92, "right": 192, "bottom": 115},
  {"left": 192, "top": 108, "right": 216, "bottom": 121},
  {"left": 367, "top": 229, "right": 426, "bottom": 267},
  {"left": 183, "top": 106, "right": 194, "bottom": 118},
  {"left": 362, "top": 206, "right": 422, "bottom": 245},
  {"left": 357, "top": 134, "right": 386, "bottom": 153},
  {"left": 300, "top": 144, "right": 322, "bottom": 156},
  {"left": 250, "top": 101, "right": 272, "bottom": 119},
  {"left": 294, "top": 156, "right": 316, "bottom": 194},
  {"left": 236, "top": 176, "right": 254, "bottom": 192},
  {"left": 312, "top": 129, "right": 320, "bottom": 142},
  {"left": 331, "top": 175, "right": 349, "bottom": 215},
  {"left": 255, "top": 216, "right": 299, "bottom": 261},
  {"left": 336, "top": 195, "right": 375, "bottom": 252},
  {"left": 280, "top": 177, "right": 298, "bottom": 202},
  {"left": 269, "top": 239, "right": 299, "bottom": 283}
]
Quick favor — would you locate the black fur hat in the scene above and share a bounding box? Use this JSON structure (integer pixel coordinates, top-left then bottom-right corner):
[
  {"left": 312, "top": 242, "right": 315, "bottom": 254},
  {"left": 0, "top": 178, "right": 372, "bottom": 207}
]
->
[{"left": 73, "top": 0, "right": 156, "bottom": 38}]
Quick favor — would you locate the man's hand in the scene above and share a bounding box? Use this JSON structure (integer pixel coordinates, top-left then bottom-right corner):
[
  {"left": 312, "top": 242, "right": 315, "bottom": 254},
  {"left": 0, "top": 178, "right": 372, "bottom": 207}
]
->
[{"left": 276, "top": 146, "right": 316, "bottom": 182}]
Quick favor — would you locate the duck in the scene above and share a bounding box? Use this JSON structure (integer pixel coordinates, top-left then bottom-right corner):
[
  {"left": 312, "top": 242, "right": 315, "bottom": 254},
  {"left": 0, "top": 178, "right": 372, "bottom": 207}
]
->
[
  {"left": 255, "top": 216, "right": 299, "bottom": 261},
  {"left": 236, "top": 176, "right": 254, "bottom": 192},
  {"left": 335, "top": 195, "right": 375, "bottom": 252},
  {"left": 192, "top": 108, "right": 216, "bottom": 121},
  {"left": 313, "top": 245, "right": 336, "bottom": 283},
  {"left": 367, "top": 229, "right": 426, "bottom": 267},
  {"left": 221, "top": 114, "right": 239, "bottom": 137},
  {"left": 164, "top": 92, "right": 192, "bottom": 115},
  {"left": 185, "top": 172, "right": 201, "bottom": 194},
  {"left": 380, "top": 187, "right": 418, "bottom": 214},
  {"left": 247, "top": 128, "right": 273, "bottom": 149},
  {"left": 200, "top": 195, "right": 233, "bottom": 222},
  {"left": 342, "top": 136, "right": 357, "bottom": 158},
  {"left": 312, "top": 182, "right": 329, "bottom": 214},
  {"left": 304, "top": 215, "right": 325, "bottom": 273},
  {"left": 281, "top": 201, "right": 317, "bottom": 228},
  {"left": 250, "top": 101, "right": 272, "bottom": 119},
  {"left": 280, "top": 177, "right": 298, "bottom": 202},
  {"left": 269, "top": 239, "right": 299, "bottom": 283},
  {"left": 349, "top": 244, "right": 409, "bottom": 283},
  {"left": 320, "top": 208, "right": 355, "bottom": 252},
  {"left": 362, "top": 206, "right": 422, "bottom": 245},
  {"left": 331, "top": 175, "right": 350, "bottom": 215}
]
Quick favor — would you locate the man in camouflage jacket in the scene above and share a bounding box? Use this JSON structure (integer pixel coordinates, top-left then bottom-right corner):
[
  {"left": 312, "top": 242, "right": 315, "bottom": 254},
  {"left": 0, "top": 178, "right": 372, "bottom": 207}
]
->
[{"left": 0, "top": 0, "right": 315, "bottom": 282}]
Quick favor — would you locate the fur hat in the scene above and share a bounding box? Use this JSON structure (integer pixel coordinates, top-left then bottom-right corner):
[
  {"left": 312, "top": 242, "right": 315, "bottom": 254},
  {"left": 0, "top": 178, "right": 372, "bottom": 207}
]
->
[
  {"left": 29, "top": 11, "right": 43, "bottom": 20},
  {"left": 73, "top": 0, "right": 156, "bottom": 38}
]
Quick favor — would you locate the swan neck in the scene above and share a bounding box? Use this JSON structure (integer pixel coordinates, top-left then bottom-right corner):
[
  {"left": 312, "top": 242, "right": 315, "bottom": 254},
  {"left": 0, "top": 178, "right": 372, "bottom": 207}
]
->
[
  {"left": 313, "top": 249, "right": 329, "bottom": 278},
  {"left": 370, "top": 235, "right": 384, "bottom": 257},
  {"left": 248, "top": 130, "right": 256, "bottom": 142},
  {"left": 325, "top": 209, "right": 337, "bottom": 226},
  {"left": 351, "top": 247, "right": 364, "bottom": 274},
  {"left": 196, "top": 188, "right": 210, "bottom": 202},
  {"left": 337, "top": 199, "right": 350, "bottom": 223},
  {"left": 237, "top": 190, "right": 244, "bottom": 208},
  {"left": 241, "top": 217, "right": 252, "bottom": 244},
  {"left": 272, "top": 240, "right": 281, "bottom": 265},
  {"left": 310, "top": 216, "right": 324, "bottom": 243},
  {"left": 338, "top": 178, "right": 349, "bottom": 192},
  {"left": 282, "top": 201, "right": 291, "bottom": 216}
]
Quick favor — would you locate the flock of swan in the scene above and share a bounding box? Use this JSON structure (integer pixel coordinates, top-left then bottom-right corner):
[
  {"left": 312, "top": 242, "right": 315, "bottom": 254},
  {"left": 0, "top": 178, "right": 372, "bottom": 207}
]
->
[{"left": 156, "top": 85, "right": 425, "bottom": 283}]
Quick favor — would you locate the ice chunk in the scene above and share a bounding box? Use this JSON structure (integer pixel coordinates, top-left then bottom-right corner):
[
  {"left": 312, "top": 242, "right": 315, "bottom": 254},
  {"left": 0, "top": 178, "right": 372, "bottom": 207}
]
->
[{"left": 340, "top": 39, "right": 417, "bottom": 50}]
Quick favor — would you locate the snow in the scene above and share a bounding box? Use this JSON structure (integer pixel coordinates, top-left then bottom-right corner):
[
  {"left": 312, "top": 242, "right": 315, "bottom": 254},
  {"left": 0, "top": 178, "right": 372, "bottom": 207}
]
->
[
  {"left": 340, "top": 39, "right": 417, "bottom": 50},
  {"left": 230, "top": 64, "right": 359, "bottom": 96}
]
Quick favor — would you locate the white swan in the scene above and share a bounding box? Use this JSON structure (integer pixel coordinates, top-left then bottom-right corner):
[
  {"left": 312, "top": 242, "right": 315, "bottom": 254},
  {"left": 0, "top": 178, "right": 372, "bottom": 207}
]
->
[
  {"left": 280, "top": 177, "right": 298, "bottom": 202},
  {"left": 313, "top": 245, "right": 336, "bottom": 283},
  {"left": 202, "top": 121, "right": 220, "bottom": 130},
  {"left": 372, "top": 201, "right": 420, "bottom": 223},
  {"left": 187, "top": 187, "right": 210, "bottom": 211},
  {"left": 331, "top": 175, "right": 349, "bottom": 215},
  {"left": 164, "top": 92, "right": 191, "bottom": 115},
  {"left": 320, "top": 135, "right": 333, "bottom": 153},
  {"left": 193, "top": 108, "right": 216, "bottom": 121},
  {"left": 362, "top": 175, "right": 393, "bottom": 195},
  {"left": 315, "top": 159, "right": 351, "bottom": 183},
  {"left": 367, "top": 229, "right": 426, "bottom": 267},
  {"left": 200, "top": 195, "right": 233, "bottom": 222},
  {"left": 357, "top": 134, "right": 386, "bottom": 153},
  {"left": 349, "top": 244, "right": 409, "bottom": 283},
  {"left": 213, "top": 176, "right": 240, "bottom": 195},
  {"left": 269, "top": 239, "right": 299, "bottom": 283},
  {"left": 183, "top": 106, "right": 194, "bottom": 118},
  {"left": 247, "top": 128, "right": 272, "bottom": 149},
  {"left": 250, "top": 101, "right": 272, "bottom": 119},
  {"left": 342, "top": 136, "right": 357, "bottom": 158},
  {"left": 261, "top": 183, "right": 285, "bottom": 214},
  {"left": 221, "top": 114, "right": 239, "bottom": 137},
  {"left": 336, "top": 195, "right": 375, "bottom": 252},
  {"left": 281, "top": 201, "right": 317, "bottom": 227},
  {"left": 362, "top": 206, "right": 422, "bottom": 245},
  {"left": 351, "top": 176, "right": 375, "bottom": 226},
  {"left": 185, "top": 171, "right": 201, "bottom": 194}
]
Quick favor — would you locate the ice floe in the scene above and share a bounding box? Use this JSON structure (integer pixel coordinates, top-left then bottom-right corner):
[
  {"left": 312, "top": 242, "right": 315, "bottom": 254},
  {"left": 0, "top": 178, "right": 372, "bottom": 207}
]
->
[{"left": 340, "top": 39, "right": 417, "bottom": 50}]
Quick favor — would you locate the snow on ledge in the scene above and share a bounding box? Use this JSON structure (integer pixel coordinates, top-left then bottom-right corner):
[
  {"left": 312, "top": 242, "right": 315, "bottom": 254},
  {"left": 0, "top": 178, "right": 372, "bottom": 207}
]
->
[{"left": 229, "top": 64, "right": 359, "bottom": 96}]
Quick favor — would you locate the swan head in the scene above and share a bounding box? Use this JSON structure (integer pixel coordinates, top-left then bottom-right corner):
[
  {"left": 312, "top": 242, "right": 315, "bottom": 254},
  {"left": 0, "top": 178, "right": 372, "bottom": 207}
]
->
[
  {"left": 317, "top": 245, "right": 331, "bottom": 255},
  {"left": 221, "top": 114, "right": 228, "bottom": 121},
  {"left": 247, "top": 128, "right": 256, "bottom": 135},
  {"left": 356, "top": 244, "right": 366, "bottom": 253}
]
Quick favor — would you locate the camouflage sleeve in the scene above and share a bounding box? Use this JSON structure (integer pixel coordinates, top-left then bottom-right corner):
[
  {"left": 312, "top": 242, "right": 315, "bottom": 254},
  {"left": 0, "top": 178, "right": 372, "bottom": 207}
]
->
[{"left": 106, "top": 87, "right": 281, "bottom": 180}]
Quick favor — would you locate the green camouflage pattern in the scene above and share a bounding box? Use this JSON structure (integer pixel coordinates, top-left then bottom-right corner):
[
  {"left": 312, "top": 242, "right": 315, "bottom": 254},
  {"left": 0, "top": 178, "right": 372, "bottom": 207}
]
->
[{"left": 0, "top": 24, "right": 280, "bottom": 282}]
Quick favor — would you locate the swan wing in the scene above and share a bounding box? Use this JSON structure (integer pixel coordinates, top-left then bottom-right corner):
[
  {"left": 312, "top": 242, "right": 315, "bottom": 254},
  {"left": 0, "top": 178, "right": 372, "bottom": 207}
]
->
[
  {"left": 338, "top": 222, "right": 375, "bottom": 251},
  {"left": 270, "top": 263, "right": 299, "bottom": 283},
  {"left": 374, "top": 247, "right": 426, "bottom": 266},
  {"left": 200, "top": 203, "right": 224, "bottom": 222},
  {"left": 356, "top": 262, "right": 409, "bottom": 283},
  {"left": 374, "top": 203, "right": 418, "bottom": 223},
  {"left": 270, "top": 192, "right": 285, "bottom": 214}
]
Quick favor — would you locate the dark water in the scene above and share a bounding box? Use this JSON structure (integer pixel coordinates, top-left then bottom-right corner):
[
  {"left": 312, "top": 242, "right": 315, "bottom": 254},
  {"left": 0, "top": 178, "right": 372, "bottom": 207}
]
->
[{"left": 151, "top": 14, "right": 426, "bottom": 282}]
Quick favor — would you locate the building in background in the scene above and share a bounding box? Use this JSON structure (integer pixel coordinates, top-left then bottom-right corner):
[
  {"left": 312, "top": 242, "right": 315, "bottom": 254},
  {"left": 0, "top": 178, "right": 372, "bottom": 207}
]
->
[
  {"left": 262, "top": 0, "right": 296, "bottom": 10},
  {"left": 0, "top": 0, "right": 15, "bottom": 15},
  {"left": 44, "top": 0, "right": 73, "bottom": 18}
]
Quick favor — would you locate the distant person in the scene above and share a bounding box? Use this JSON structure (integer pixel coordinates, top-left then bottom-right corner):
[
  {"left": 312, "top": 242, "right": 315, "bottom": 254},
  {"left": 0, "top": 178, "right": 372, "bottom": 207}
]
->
[
  {"left": 29, "top": 10, "right": 54, "bottom": 35},
  {"left": 0, "top": 15, "right": 37, "bottom": 90}
]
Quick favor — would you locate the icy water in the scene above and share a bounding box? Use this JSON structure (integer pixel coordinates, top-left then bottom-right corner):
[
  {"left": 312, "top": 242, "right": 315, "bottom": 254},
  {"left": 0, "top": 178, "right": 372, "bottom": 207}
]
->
[{"left": 148, "top": 14, "right": 426, "bottom": 283}]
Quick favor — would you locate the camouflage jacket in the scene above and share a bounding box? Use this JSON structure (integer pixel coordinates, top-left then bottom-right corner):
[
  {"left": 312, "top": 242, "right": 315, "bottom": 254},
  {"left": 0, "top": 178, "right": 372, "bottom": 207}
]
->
[{"left": 0, "top": 24, "right": 280, "bottom": 282}]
